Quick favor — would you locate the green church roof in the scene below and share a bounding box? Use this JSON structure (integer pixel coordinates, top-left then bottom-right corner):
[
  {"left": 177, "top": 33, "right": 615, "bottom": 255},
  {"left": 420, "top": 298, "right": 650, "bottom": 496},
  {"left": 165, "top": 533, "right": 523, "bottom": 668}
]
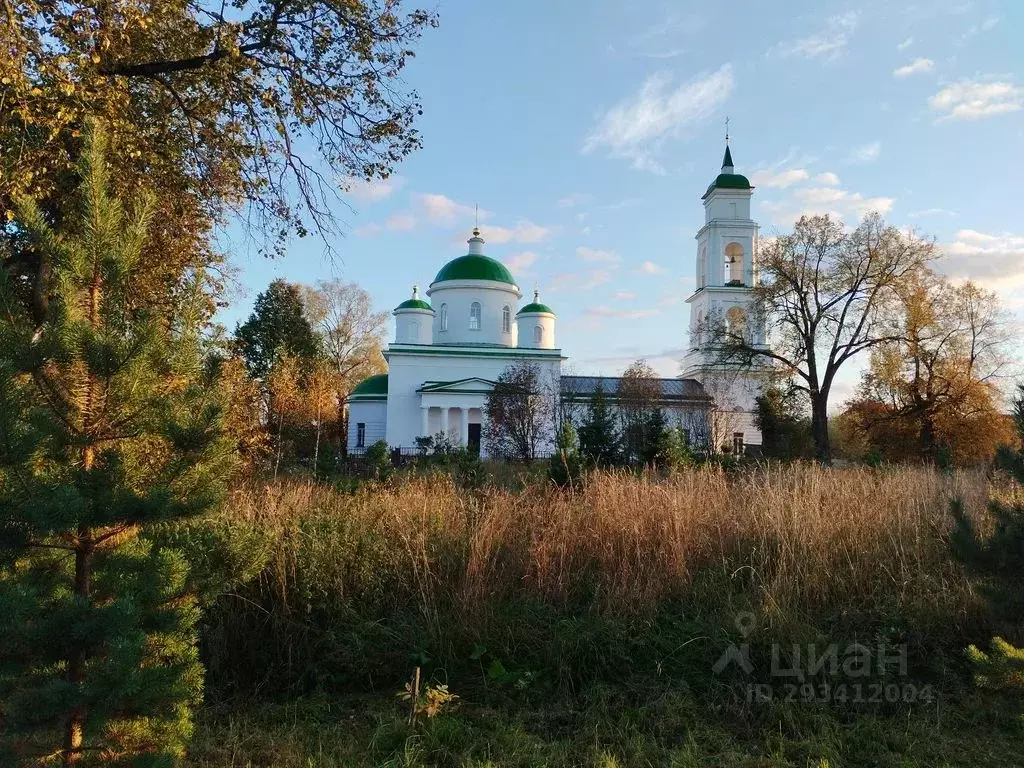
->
[
  {"left": 395, "top": 298, "right": 433, "bottom": 311},
  {"left": 517, "top": 302, "right": 555, "bottom": 315},
  {"left": 349, "top": 374, "right": 388, "bottom": 400},
  {"left": 432, "top": 254, "right": 516, "bottom": 286},
  {"left": 702, "top": 173, "right": 752, "bottom": 199}
]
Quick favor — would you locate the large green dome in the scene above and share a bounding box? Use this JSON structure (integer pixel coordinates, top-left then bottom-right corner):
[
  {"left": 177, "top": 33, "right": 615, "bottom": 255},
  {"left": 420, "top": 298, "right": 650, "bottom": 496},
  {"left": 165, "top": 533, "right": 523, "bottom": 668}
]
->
[{"left": 432, "top": 254, "right": 516, "bottom": 286}]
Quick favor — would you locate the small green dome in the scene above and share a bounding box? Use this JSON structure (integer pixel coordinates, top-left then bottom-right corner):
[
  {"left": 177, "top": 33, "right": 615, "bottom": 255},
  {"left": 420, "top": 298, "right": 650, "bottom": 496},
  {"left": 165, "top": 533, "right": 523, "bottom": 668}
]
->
[
  {"left": 703, "top": 173, "right": 752, "bottom": 198},
  {"left": 433, "top": 254, "right": 516, "bottom": 286},
  {"left": 349, "top": 374, "right": 388, "bottom": 397},
  {"left": 395, "top": 298, "right": 433, "bottom": 311},
  {"left": 517, "top": 302, "right": 555, "bottom": 315}
]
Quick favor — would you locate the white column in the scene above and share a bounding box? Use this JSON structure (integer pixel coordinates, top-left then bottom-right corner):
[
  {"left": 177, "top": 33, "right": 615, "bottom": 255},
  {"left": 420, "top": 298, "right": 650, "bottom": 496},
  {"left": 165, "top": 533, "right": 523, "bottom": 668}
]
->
[
  {"left": 441, "top": 407, "right": 449, "bottom": 440},
  {"left": 460, "top": 407, "right": 469, "bottom": 446},
  {"left": 421, "top": 406, "right": 429, "bottom": 438}
]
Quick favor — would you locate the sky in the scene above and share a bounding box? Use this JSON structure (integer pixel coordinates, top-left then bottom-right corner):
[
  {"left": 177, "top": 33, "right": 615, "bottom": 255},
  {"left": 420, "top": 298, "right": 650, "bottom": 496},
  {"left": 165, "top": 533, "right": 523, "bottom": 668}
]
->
[{"left": 218, "top": 0, "right": 1024, "bottom": 407}]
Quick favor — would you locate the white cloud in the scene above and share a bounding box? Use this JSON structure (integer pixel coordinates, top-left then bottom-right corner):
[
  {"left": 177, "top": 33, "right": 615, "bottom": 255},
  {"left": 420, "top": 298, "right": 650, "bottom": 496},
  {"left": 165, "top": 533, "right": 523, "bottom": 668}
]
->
[
  {"left": 750, "top": 168, "right": 810, "bottom": 188},
  {"left": 585, "top": 305, "right": 660, "bottom": 320},
  {"left": 635, "top": 260, "right": 666, "bottom": 274},
  {"left": 582, "top": 65, "right": 735, "bottom": 173},
  {"left": 815, "top": 172, "right": 841, "bottom": 185},
  {"left": 416, "top": 193, "right": 481, "bottom": 225},
  {"left": 929, "top": 78, "right": 1024, "bottom": 121},
  {"left": 762, "top": 184, "right": 895, "bottom": 225},
  {"left": 505, "top": 251, "right": 539, "bottom": 275},
  {"left": 893, "top": 57, "right": 935, "bottom": 78},
  {"left": 848, "top": 141, "right": 881, "bottom": 163},
  {"left": 549, "top": 269, "right": 614, "bottom": 293},
  {"left": 981, "top": 15, "right": 999, "bottom": 31},
  {"left": 897, "top": 37, "right": 914, "bottom": 51},
  {"left": 940, "top": 230, "right": 1024, "bottom": 300},
  {"left": 385, "top": 212, "right": 416, "bottom": 231},
  {"left": 341, "top": 175, "right": 405, "bottom": 202},
  {"left": 614, "top": 290, "right": 637, "bottom": 300},
  {"left": 576, "top": 246, "right": 621, "bottom": 263},
  {"left": 558, "top": 193, "right": 591, "bottom": 208},
  {"left": 908, "top": 208, "right": 957, "bottom": 218},
  {"left": 485, "top": 220, "right": 550, "bottom": 244},
  {"left": 770, "top": 11, "right": 859, "bottom": 59}
]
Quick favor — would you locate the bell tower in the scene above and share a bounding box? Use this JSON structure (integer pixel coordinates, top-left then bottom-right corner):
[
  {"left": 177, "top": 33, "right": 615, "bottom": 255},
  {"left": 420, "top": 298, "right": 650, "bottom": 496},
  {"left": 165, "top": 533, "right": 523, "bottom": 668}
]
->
[
  {"left": 681, "top": 138, "right": 768, "bottom": 453},
  {"left": 682, "top": 139, "right": 764, "bottom": 375}
]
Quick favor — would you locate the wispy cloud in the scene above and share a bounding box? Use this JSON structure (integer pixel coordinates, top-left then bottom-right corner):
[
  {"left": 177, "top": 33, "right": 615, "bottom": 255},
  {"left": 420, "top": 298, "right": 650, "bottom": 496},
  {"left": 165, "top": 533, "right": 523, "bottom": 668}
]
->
[
  {"left": 635, "top": 260, "right": 666, "bottom": 275},
  {"left": 585, "top": 305, "right": 660, "bottom": 320},
  {"left": 761, "top": 184, "right": 895, "bottom": 226},
  {"left": 961, "top": 15, "right": 1000, "bottom": 43},
  {"left": 750, "top": 168, "right": 810, "bottom": 188},
  {"left": 582, "top": 65, "right": 734, "bottom": 173},
  {"left": 848, "top": 141, "right": 881, "bottom": 163},
  {"left": 505, "top": 251, "right": 539, "bottom": 275},
  {"left": 485, "top": 220, "right": 550, "bottom": 244},
  {"left": 549, "top": 269, "right": 614, "bottom": 293},
  {"left": 769, "top": 11, "right": 859, "bottom": 60},
  {"left": 577, "top": 246, "right": 621, "bottom": 264},
  {"left": 897, "top": 36, "right": 914, "bottom": 51},
  {"left": 614, "top": 290, "right": 637, "bottom": 300},
  {"left": 893, "top": 57, "right": 935, "bottom": 78},
  {"left": 815, "top": 172, "right": 841, "bottom": 185},
  {"left": 940, "top": 230, "right": 1024, "bottom": 303},
  {"left": 416, "top": 193, "right": 482, "bottom": 225},
  {"left": 341, "top": 175, "right": 405, "bottom": 202},
  {"left": 908, "top": 208, "right": 957, "bottom": 218},
  {"left": 929, "top": 77, "right": 1024, "bottom": 121},
  {"left": 558, "top": 193, "right": 591, "bottom": 208},
  {"left": 385, "top": 212, "right": 416, "bottom": 231}
]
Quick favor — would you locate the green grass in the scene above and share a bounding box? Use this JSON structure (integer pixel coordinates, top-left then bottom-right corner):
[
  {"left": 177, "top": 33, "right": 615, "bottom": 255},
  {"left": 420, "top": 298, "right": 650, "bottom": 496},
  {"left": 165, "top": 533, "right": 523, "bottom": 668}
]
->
[{"left": 187, "top": 686, "right": 1022, "bottom": 767}]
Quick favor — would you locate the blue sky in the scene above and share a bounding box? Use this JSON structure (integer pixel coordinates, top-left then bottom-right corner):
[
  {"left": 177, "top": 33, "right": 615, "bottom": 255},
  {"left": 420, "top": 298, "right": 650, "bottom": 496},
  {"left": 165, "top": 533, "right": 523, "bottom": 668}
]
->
[{"left": 220, "top": 0, "right": 1024, "bottom": 405}]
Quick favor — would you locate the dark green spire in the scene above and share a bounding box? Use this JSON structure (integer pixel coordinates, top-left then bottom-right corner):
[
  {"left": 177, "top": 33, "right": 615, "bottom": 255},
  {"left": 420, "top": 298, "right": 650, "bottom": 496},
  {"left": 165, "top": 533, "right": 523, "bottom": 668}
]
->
[{"left": 722, "top": 144, "right": 734, "bottom": 170}]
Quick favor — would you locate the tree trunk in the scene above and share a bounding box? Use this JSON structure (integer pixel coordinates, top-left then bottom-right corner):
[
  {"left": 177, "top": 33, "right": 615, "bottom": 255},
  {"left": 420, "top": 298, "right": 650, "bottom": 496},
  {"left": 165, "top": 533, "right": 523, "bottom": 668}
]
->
[
  {"left": 919, "top": 410, "right": 937, "bottom": 462},
  {"left": 810, "top": 393, "right": 832, "bottom": 465}
]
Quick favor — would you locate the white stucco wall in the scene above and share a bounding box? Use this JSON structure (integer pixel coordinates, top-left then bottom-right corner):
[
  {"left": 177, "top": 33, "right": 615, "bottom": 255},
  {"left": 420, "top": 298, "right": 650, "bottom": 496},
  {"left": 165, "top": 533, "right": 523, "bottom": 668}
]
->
[
  {"left": 394, "top": 307, "right": 434, "bottom": 345},
  {"left": 384, "top": 346, "right": 563, "bottom": 453},
  {"left": 347, "top": 401, "right": 387, "bottom": 451},
  {"left": 516, "top": 312, "right": 556, "bottom": 349},
  {"left": 427, "top": 280, "right": 522, "bottom": 347}
]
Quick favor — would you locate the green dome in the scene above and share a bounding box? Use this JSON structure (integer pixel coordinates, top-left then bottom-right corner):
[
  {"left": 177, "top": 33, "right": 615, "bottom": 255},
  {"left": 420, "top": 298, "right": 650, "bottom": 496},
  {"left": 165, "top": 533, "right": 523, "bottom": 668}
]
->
[
  {"left": 349, "top": 374, "right": 388, "bottom": 399},
  {"left": 433, "top": 254, "right": 516, "bottom": 286},
  {"left": 395, "top": 298, "right": 433, "bottom": 311},
  {"left": 703, "top": 173, "right": 752, "bottom": 198},
  {"left": 517, "top": 302, "right": 555, "bottom": 315}
]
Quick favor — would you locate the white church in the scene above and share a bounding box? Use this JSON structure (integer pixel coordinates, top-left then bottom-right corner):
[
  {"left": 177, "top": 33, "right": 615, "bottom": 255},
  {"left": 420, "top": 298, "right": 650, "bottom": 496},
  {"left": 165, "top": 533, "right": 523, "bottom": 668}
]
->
[{"left": 347, "top": 143, "right": 767, "bottom": 457}]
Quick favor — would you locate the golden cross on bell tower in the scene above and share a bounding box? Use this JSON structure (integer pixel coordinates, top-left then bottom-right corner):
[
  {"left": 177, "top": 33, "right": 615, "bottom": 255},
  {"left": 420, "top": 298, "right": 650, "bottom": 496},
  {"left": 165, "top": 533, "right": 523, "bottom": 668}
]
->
[{"left": 725, "top": 115, "right": 730, "bottom": 144}]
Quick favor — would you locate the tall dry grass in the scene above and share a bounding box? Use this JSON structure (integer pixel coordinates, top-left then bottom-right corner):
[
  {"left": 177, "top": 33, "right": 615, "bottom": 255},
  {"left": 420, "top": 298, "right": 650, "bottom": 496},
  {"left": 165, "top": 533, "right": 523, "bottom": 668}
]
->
[{"left": 198, "top": 464, "right": 996, "bottom": 694}]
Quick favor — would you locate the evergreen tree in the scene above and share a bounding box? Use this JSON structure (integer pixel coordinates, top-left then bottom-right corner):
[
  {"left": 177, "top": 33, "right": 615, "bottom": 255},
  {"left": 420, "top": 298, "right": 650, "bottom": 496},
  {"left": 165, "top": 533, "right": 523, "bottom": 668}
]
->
[
  {"left": 0, "top": 125, "right": 234, "bottom": 765},
  {"left": 235, "top": 279, "right": 320, "bottom": 379},
  {"left": 755, "top": 386, "right": 814, "bottom": 460},
  {"left": 577, "top": 383, "right": 621, "bottom": 467}
]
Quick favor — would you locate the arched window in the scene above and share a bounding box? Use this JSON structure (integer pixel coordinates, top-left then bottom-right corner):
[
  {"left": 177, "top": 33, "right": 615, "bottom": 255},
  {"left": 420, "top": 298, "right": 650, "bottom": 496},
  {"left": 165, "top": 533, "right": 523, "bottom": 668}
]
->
[
  {"left": 699, "top": 247, "right": 707, "bottom": 288},
  {"left": 439, "top": 303, "right": 448, "bottom": 332},
  {"left": 409, "top": 320, "right": 419, "bottom": 342},
  {"left": 726, "top": 306, "right": 747, "bottom": 340},
  {"left": 502, "top": 305, "right": 511, "bottom": 334},
  {"left": 534, "top": 325, "right": 543, "bottom": 345},
  {"left": 725, "top": 243, "right": 744, "bottom": 285},
  {"left": 469, "top": 302, "right": 481, "bottom": 330}
]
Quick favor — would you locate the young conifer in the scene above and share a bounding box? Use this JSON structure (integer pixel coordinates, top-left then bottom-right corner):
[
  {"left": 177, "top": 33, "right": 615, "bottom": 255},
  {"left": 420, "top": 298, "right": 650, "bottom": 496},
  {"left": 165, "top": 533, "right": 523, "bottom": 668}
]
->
[{"left": 0, "top": 124, "right": 234, "bottom": 765}]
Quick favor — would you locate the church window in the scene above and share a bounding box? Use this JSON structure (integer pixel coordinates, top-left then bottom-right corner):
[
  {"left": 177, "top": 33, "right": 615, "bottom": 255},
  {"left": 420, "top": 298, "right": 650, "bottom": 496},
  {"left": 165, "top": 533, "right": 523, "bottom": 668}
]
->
[
  {"left": 356, "top": 423, "right": 366, "bottom": 448},
  {"left": 699, "top": 247, "right": 707, "bottom": 288},
  {"left": 440, "top": 304, "right": 448, "bottom": 331},
  {"left": 732, "top": 432, "right": 745, "bottom": 455},
  {"left": 469, "top": 302, "right": 481, "bottom": 330},
  {"left": 726, "top": 306, "right": 747, "bottom": 340},
  {"left": 409, "top": 320, "right": 419, "bottom": 342},
  {"left": 534, "top": 325, "right": 543, "bottom": 345},
  {"left": 725, "top": 243, "right": 744, "bottom": 285},
  {"left": 502, "top": 305, "right": 511, "bottom": 334}
]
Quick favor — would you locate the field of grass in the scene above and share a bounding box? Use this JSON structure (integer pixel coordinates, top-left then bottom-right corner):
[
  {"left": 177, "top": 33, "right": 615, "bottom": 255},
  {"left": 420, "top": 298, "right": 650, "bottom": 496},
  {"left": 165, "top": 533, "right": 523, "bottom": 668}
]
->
[{"left": 167, "top": 464, "right": 1023, "bottom": 766}]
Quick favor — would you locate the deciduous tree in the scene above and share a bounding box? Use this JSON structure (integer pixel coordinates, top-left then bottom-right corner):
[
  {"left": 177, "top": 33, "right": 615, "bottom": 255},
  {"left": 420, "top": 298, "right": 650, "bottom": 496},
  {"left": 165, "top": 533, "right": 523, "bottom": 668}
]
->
[
  {"left": 483, "top": 361, "right": 552, "bottom": 461},
  {"left": 708, "top": 214, "right": 935, "bottom": 463}
]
